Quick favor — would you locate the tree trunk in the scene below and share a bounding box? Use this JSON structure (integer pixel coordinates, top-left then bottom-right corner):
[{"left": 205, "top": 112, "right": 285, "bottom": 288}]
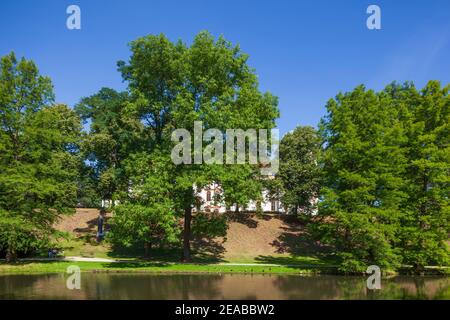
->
[
  {"left": 144, "top": 242, "right": 152, "bottom": 259},
  {"left": 182, "top": 206, "right": 192, "bottom": 262},
  {"left": 413, "top": 263, "right": 425, "bottom": 275},
  {"left": 6, "top": 247, "right": 17, "bottom": 263}
]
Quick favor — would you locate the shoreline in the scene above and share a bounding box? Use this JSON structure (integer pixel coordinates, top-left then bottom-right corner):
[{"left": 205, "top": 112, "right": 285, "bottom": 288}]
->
[
  {"left": 0, "top": 260, "right": 336, "bottom": 275},
  {"left": 1, "top": 259, "right": 448, "bottom": 276}
]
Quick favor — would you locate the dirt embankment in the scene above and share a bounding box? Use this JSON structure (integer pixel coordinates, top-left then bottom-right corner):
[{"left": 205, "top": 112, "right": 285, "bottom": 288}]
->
[
  {"left": 56, "top": 208, "right": 111, "bottom": 236},
  {"left": 56, "top": 209, "right": 325, "bottom": 261}
]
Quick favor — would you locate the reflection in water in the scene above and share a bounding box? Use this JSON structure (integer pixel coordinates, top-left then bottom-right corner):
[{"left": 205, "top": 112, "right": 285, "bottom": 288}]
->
[{"left": 0, "top": 273, "right": 449, "bottom": 300}]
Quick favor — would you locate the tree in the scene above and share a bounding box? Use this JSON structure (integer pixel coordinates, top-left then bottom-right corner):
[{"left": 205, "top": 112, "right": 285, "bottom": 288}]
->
[
  {"left": 108, "top": 152, "right": 180, "bottom": 257},
  {"left": 317, "top": 85, "right": 408, "bottom": 272},
  {"left": 0, "top": 52, "right": 82, "bottom": 261},
  {"left": 316, "top": 81, "right": 449, "bottom": 273},
  {"left": 394, "top": 81, "right": 450, "bottom": 271},
  {"left": 116, "top": 32, "right": 279, "bottom": 261},
  {"left": 75, "top": 88, "right": 144, "bottom": 205},
  {"left": 217, "top": 165, "right": 264, "bottom": 213},
  {"left": 75, "top": 163, "right": 101, "bottom": 208},
  {"left": 278, "top": 126, "right": 321, "bottom": 215}
]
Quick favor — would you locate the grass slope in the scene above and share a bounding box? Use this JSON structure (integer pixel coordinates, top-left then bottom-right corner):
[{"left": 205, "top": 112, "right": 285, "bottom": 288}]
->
[{"left": 54, "top": 209, "right": 334, "bottom": 265}]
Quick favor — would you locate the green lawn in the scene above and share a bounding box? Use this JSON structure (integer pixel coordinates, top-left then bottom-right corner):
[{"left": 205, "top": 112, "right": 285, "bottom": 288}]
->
[
  {"left": 1, "top": 260, "right": 447, "bottom": 275},
  {"left": 0, "top": 260, "right": 335, "bottom": 275},
  {"left": 54, "top": 233, "right": 339, "bottom": 264},
  {"left": 54, "top": 233, "right": 114, "bottom": 259}
]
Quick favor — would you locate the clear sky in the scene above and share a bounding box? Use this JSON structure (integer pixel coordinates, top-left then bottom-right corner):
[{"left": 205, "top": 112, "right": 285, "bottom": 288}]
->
[{"left": 1, "top": 0, "right": 449, "bottom": 135}]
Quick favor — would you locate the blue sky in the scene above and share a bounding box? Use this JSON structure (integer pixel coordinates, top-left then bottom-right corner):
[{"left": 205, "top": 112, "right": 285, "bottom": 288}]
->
[{"left": 1, "top": 0, "right": 449, "bottom": 135}]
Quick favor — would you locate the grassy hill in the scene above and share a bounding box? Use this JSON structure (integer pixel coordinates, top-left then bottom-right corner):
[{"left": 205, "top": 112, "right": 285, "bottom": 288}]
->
[{"left": 54, "top": 208, "right": 333, "bottom": 265}]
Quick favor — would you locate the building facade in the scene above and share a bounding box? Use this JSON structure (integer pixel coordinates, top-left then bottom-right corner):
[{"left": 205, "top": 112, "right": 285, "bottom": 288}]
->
[
  {"left": 192, "top": 182, "right": 285, "bottom": 214},
  {"left": 102, "top": 182, "right": 286, "bottom": 214}
]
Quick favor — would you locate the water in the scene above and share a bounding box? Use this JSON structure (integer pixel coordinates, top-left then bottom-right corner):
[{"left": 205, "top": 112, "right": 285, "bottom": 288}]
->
[{"left": 0, "top": 273, "right": 448, "bottom": 300}]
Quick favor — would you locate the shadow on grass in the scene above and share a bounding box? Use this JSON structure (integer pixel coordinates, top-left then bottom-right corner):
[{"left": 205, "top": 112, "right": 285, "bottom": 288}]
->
[
  {"left": 0, "top": 260, "right": 175, "bottom": 273},
  {"left": 100, "top": 246, "right": 226, "bottom": 269},
  {"left": 73, "top": 217, "right": 97, "bottom": 234},
  {"left": 249, "top": 214, "right": 339, "bottom": 269},
  {"left": 100, "top": 261, "right": 173, "bottom": 269},
  {"left": 267, "top": 215, "right": 334, "bottom": 257},
  {"left": 105, "top": 238, "right": 226, "bottom": 264},
  {"left": 270, "top": 227, "right": 330, "bottom": 255},
  {"left": 191, "top": 238, "right": 226, "bottom": 263},
  {"left": 73, "top": 215, "right": 111, "bottom": 235},
  {"left": 226, "top": 212, "right": 259, "bottom": 228},
  {"left": 101, "top": 213, "right": 333, "bottom": 266},
  {"left": 0, "top": 260, "right": 64, "bottom": 267},
  {"left": 254, "top": 254, "right": 339, "bottom": 267}
]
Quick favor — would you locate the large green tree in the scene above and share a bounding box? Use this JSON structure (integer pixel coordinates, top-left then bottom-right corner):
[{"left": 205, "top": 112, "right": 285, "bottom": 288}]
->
[
  {"left": 317, "top": 85, "right": 409, "bottom": 272},
  {"left": 75, "top": 88, "right": 144, "bottom": 204},
  {"left": 114, "top": 31, "right": 279, "bottom": 261},
  {"left": 395, "top": 81, "right": 450, "bottom": 271},
  {"left": 0, "top": 53, "right": 82, "bottom": 261},
  {"left": 316, "top": 81, "right": 449, "bottom": 272}
]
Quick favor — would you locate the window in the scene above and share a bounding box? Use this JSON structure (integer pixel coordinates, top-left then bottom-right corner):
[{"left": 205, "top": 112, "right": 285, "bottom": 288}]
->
[
  {"left": 271, "top": 200, "right": 277, "bottom": 212},
  {"left": 206, "top": 191, "right": 211, "bottom": 201}
]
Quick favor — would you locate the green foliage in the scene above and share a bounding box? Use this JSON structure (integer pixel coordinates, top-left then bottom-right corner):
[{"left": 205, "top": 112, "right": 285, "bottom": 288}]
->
[
  {"left": 217, "top": 165, "right": 264, "bottom": 212},
  {"left": 0, "top": 53, "right": 82, "bottom": 261},
  {"left": 395, "top": 81, "right": 450, "bottom": 270},
  {"left": 192, "top": 212, "right": 228, "bottom": 238},
  {"left": 108, "top": 151, "right": 180, "bottom": 255},
  {"left": 75, "top": 88, "right": 144, "bottom": 203},
  {"left": 316, "top": 81, "right": 449, "bottom": 272},
  {"left": 76, "top": 164, "right": 101, "bottom": 208},
  {"left": 279, "top": 126, "right": 321, "bottom": 215},
  {"left": 109, "top": 203, "right": 179, "bottom": 248},
  {"left": 97, "top": 31, "right": 279, "bottom": 260},
  {"left": 0, "top": 210, "right": 48, "bottom": 260}
]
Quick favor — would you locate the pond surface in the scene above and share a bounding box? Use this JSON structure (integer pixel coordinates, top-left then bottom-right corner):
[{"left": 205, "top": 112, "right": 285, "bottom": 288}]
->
[{"left": 0, "top": 273, "right": 448, "bottom": 300}]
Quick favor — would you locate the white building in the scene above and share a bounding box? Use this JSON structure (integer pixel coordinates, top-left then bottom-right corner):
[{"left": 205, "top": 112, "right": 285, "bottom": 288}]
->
[
  {"left": 102, "top": 182, "right": 286, "bottom": 214},
  {"left": 192, "top": 182, "right": 285, "bottom": 214}
]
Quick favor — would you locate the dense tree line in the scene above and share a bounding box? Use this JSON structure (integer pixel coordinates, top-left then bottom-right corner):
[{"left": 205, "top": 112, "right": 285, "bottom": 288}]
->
[
  {"left": 0, "top": 33, "right": 448, "bottom": 271},
  {"left": 315, "top": 82, "right": 449, "bottom": 272},
  {"left": 0, "top": 53, "right": 82, "bottom": 261}
]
